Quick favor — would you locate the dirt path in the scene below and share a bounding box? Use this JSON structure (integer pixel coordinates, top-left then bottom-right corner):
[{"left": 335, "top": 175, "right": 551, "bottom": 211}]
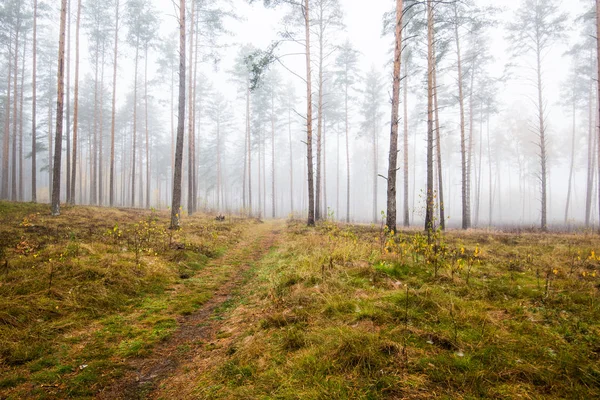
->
[{"left": 97, "top": 221, "right": 282, "bottom": 400}]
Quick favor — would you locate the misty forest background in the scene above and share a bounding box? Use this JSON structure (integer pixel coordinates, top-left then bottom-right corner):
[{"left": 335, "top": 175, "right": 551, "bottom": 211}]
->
[{"left": 0, "top": 0, "right": 598, "bottom": 229}]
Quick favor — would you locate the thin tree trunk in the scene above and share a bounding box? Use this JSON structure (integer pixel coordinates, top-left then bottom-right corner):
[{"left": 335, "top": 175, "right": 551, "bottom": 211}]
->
[
  {"left": 596, "top": 0, "right": 600, "bottom": 233},
  {"left": 11, "top": 20, "right": 20, "bottom": 202},
  {"left": 432, "top": 40, "right": 445, "bottom": 230},
  {"left": 170, "top": 0, "right": 186, "bottom": 229},
  {"left": 66, "top": 0, "right": 71, "bottom": 203},
  {"left": 536, "top": 39, "right": 548, "bottom": 231},
  {"left": 131, "top": 40, "right": 139, "bottom": 207},
  {"left": 345, "top": 73, "right": 350, "bottom": 223},
  {"left": 258, "top": 127, "right": 262, "bottom": 218},
  {"left": 586, "top": 74, "right": 594, "bottom": 226},
  {"left": 247, "top": 85, "right": 252, "bottom": 216},
  {"left": 454, "top": 5, "right": 469, "bottom": 229},
  {"left": 109, "top": 0, "right": 119, "bottom": 207},
  {"left": 271, "top": 90, "right": 276, "bottom": 218},
  {"left": 32, "top": 0, "right": 38, "bottom": 202},
  {"left": 187, "top": 0, "right": 194, "bottom": 215},
  {"left": 52, "top": 0, "right": 67, "bottom": 215},
  {"left": 305, "top": 0, "right": 315, "bottom": 226},
  {"left": 2, "top": 30, "right": 12, "bottom": 200},
  {"left": 487, "top": 112, "right": 493, "bottom": 226},
  {"left": 316, "top": 30, "right": 323, "bottom": 221},
  {"left": 145, "top": 45, "right": 150, "bottom": 209},
  {"left": 403, "top": 54, "right": 409, "bottom": 227},
  {"left": 424, "top": 0, "right": 434, "bottom": 234},
  {"left": 289, "top": 101, "right": 294, "bottom": 215},
  {"left": 565, "top": 94, "right": 576, "bottom": 224},
  {"left": 468, "top": 60, "right": 476, "bottom": 226},
  {"left": 99, "top": 45, "right": 106, "bottom": 205},
  {"left": 70, "top": 0, "right": 81, "bottom": 205},
  {"left": 18, "top": 33, "right": 26, "bottom": 201}
]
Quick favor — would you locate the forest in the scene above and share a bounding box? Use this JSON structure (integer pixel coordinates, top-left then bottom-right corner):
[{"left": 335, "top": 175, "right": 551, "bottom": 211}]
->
[{"left": 1, "top": 0, "right": 600, "bottom": 399}]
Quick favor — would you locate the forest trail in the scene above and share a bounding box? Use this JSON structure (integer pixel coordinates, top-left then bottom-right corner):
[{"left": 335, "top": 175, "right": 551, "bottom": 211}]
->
[{"left": 96, "top": 219, "right": 283, "bottom": 400}]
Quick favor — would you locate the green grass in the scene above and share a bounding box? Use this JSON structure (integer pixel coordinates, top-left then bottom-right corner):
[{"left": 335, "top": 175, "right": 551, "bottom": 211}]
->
[
  {"left": 0, "top": 201, "right": 253, "bottom": 399},
  {"left": 190, "top": 220, "right": 600, "bottom": 399}
]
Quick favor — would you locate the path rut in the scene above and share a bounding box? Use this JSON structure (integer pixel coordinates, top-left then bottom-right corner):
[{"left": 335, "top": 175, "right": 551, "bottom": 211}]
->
[{"left": 97, "top": 221, "right": 281, "bottom": 399}]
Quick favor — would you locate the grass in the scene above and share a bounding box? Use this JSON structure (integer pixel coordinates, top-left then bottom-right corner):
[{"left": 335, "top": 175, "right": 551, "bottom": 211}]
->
[
  {"left": 0, "top": 201, "right": 253, "bottom": 399},
  {"left": 2, "top": 201, "right": 600, "bottom": 399},
  {"left": 189, "top": 219, "right": 600, "bottom": 399}
]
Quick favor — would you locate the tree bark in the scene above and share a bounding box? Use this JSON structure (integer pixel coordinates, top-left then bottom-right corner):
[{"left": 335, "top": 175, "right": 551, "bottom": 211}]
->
[
  {"left": 170, "top": 0, "right": 186, "bottom": 229},
  {"left": 386, "top": 0, "right": 403, "bottom": 231},
  {"left": 596, "top": 0, "right": 600, "bottom": 233},
  {"left": 52, "top": 0, "right": 67, "bottom": 215},
  {"left": 11, "top": 17, "right": 20, "bottom": 202},
  {"left": 18, "top": 35, "right": 26, "bottom": 201},
  {"left": 70, "top": 0, "right": 81, "bottom": 205},
  {"left": 565, "top": 92, "right": 576, "bottom": 224},
  {"left": 187, "top": 0, "right": 195, "bottom": 215},
  {"left": 345, "top": 69, "right": 350, "bottom": 223},
  {"left": 131, "top": 39, "right": 139, "bottom": 207},
  {"left": 289, "top": 100, "right": 294, "bottom": 215},
  {"left": 315, "top": 7, "right": 324, "bottom": 221},
  {"left": 403, "top": 53, "right": 409, "bottom": 227},
  {"left": 2, "top": 30, "right": 12, "bottom": 200},
  {"left": 145, "top": 44, "right": 150, "bottom": 209},
  {"left": 271, "top": 90, "right": 276, "bottom": 218},
  {"left": 32, "top": 0, "right": 38, "bottom": 202},
  {"left": 536, "top": 36, "right": 548, "bottom": 231},
  {"left": 432, "top": 41, "right": 445, "bottom": 230},
  {"left": 247, "top": 85, "right": 252, "bottom": 216},
  {"left": 109, "top": 0, "right": 119, "bottom": 207},
  {"left": 424, "top": 0, "right": 434, "bottom": 234},
  {"left": 304, "top": 0, "right": 315, "bottom": 226},
  {"left": 66, "top": 0, "right": 71, "bottom": 203},
  {"left": 454, "top": 5, "right": 470, "bottom": 229}
]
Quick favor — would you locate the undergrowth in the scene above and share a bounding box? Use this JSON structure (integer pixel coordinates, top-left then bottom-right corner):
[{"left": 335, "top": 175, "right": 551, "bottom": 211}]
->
[
  {"left": 0, "top": 201, "right": 250, "bottom": 399},
  {"left": 193, "top": 219, "right": 600, "bottom": 399}
]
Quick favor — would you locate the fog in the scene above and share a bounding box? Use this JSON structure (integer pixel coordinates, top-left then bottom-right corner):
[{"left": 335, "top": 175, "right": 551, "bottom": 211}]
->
[{"left": 0, "top": 0, "right": 597, "bottom": 229}]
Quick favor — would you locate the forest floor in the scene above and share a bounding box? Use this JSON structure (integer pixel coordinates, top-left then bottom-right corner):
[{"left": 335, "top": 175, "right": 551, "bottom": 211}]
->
[{"left": 1, "top": 201, "right": 600, "bottom": 399}]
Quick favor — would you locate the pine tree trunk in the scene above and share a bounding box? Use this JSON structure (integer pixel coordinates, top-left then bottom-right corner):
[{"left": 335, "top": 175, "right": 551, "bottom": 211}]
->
[
  {"left": 403, "top": 56, "right": 409, "bottom": 227},
  {"left": 487, "top": 113, "right": 493, "bottom": 226},
  {"left": 305, "top": 0, "right": 315, "bottom": 226},
  {"left": 258, "top": 127, "right": 262, "bottom": 218},
  {"left": 565, "top": 96, "right": 576, "bottom": 224},
  {"left": 187, "top": 0, "right": 195, "bottom": 215},
  {"left": 454, "top": 5, "right": 469, "bottom": 229},
  {"left": 289, "top": 103, "right": 294, "bottom": 215},
  {"left": 586, "top": 77, "right": 594, "bottom": 226},
  {"left": 271, "top": 91, "right": 276, "bottom": 218},
  {"left": 70, "top": 0, "right": 81, "bottom": 205},
  {"left": 32, "top": 0, "right": 38, "bottom": 202},
  {"left": 432, "top": 42, "right": 444, "bottom": 230},
  {"left": 247, "top": 85, "right": 252, "bottom": 216},
  {"left": 424, "top": 0, "right": 434, "bottom": 234},
  {"left": 345, "top": 77, "right": 350, "bottom": 223},
  {"left": 109, "top": 0, "right": 119, "bottom": 207},
  {"left": 131, "top": 40, "right": 139, "bottom": 207},
  {"left": 145, "top": 45, "right": 150, "bottom": 209},
  {"left": 316, "top": 19, "right": 323, "bottom": 222},
  {"left": 536, "top": 41, "right": 548, "bottom": 231},
  {"left": 66, "top": 0, "right": 71, "bottom": 203},
  {"left": 170, "top": 0, "right": 186, "bottom": 229},
  {"left": 2, "top": 31, "right": 12, "bottom": 200},
  {"left": 18, "top": 34, "right": 26, "bottom": 201},
  {"left": 596, "top": 0, "right": 600, "bottom": 233},
  {"left": 99, "top": 46, "right": 106, "bottom": 205},
  {"left": 52, "top": 0, "right": 67, "bottom": 215},
  {"left": 11, "top": 21, "right": 20, "bottom": 202}
]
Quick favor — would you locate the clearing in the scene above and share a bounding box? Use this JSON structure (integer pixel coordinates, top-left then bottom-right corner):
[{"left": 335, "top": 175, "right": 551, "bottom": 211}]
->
[{"left": 1, "top": 202, "right": 599, "bottom": 399}]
